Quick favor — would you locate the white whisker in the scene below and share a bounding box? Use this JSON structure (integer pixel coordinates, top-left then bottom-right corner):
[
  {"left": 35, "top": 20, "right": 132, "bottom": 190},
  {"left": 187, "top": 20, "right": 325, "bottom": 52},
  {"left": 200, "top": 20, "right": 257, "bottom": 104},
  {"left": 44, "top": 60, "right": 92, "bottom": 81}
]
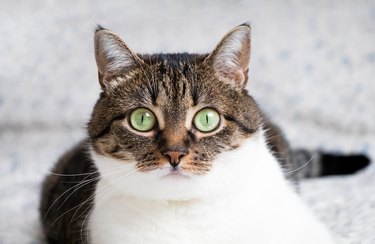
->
[
  {"left": 284, "top": 156, "right": 315, "bottom": 175},
  {"left": 42, "top": 165, "right": 132, "bottom": 223}
]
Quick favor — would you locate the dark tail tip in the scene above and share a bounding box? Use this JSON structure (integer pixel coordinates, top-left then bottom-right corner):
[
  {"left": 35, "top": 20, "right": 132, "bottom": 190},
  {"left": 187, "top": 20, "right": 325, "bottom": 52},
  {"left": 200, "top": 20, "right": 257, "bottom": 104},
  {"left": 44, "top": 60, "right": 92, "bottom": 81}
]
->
[
  {"left": 320, "top": 153, "right": 371, "bottom": 176},
  {"left": 291, "top": 149, "right": 371, "bottom": 179}
]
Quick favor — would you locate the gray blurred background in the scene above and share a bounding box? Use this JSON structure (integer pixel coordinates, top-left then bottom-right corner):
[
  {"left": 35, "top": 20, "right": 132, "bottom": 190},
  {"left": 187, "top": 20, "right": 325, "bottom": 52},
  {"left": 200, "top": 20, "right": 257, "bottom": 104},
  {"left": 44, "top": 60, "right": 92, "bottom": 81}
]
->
[{"left": 0, "top": 0, "right": 374, "bottom": 243}]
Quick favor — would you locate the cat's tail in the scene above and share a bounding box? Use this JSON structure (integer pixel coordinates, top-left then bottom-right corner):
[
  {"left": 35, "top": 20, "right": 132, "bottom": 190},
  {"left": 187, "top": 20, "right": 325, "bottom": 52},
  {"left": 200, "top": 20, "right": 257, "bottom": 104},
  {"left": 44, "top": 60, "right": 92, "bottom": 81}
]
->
[{"left": 288, "top": 149, "right": 371, "bottom": 179}]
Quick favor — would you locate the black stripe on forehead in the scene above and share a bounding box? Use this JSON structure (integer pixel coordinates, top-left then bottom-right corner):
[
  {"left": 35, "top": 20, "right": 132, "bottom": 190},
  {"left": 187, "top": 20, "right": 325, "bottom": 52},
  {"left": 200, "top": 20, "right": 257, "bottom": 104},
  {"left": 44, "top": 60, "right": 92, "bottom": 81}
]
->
[
  {"left": 161, "top": 54, "right": 189, "bottom": 99},
  {"left": 147, "top": 79, "right": 158, "bottom": 105},
  {"left": 182, "top": 62, "right": 199, "bottom": 106},
  {"left": 141, "top": 53, "right": 206, "bottom": 105}
]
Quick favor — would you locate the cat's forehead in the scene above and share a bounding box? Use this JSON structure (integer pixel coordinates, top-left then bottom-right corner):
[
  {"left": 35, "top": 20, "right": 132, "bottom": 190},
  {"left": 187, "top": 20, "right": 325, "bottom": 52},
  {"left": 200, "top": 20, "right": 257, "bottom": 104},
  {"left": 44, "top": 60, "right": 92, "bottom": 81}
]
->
[
  {"left": 141, "top": 53, "right": 207, "bottom": 68},
  {"left": 111, "top": 52, "right": 239, "bottom": 116},
  {"left": 141, "top": 53, "right": 208, "bottom": 84},
  {"left": 133, "top": 53, "right": 212, "bottom": 106}
]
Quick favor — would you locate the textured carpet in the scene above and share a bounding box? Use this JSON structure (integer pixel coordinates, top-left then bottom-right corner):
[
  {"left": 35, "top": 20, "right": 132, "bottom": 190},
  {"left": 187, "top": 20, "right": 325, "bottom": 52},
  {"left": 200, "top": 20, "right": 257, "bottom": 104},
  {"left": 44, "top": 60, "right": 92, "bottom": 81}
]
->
[{"left": 0, "top": 0, "right": 374, "bottom": 243}]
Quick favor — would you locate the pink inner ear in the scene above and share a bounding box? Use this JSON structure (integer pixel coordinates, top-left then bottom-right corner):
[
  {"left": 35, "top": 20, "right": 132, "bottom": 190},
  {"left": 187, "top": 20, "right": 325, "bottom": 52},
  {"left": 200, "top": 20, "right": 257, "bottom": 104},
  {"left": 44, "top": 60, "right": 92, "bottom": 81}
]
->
[
  {"left": 233, "top": 70, "right": 245, "bottom": 85},
  {"left": 217, "top": 67, "right": 245, "bottom": 86},
  {"left": 95, "top": 29, "right": 143, "bottom": 90},
  {"left": 209, "top": 25, "right": 251, "bottom": 88}
]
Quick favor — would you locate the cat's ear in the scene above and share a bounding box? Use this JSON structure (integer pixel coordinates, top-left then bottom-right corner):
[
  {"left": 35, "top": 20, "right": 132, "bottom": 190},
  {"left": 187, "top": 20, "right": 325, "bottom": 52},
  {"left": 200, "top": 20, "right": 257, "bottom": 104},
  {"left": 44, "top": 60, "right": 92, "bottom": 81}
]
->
[
  {"left": 206, "top": 23, "right": 251, "bottom": 88},
  {"left": 94, "top": 25, "right": 142, "bottom": 89}
]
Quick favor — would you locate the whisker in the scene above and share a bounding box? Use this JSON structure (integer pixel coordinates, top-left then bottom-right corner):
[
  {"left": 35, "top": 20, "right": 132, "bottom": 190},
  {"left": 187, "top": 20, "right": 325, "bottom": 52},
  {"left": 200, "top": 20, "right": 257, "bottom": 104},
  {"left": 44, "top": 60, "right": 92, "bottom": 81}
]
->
[
  {"left": 67, "top": 171, "right": 126, "bottom": 232},
  {"left": 47, "top": 172, "right": 98, "bottom": 177},
  {"left": 55, "top": 177, "right": 99, "bottom": 210},
  {"left": 49, "top": 167, "right": 134, "bottom": 230},
  {"left": 45, "top": 164, "right": 128, "bottom": 177},
  {"left": 42, "top": 173, "right": 95, "bottom": 223},
  {"left": 80, "top": 168, "right": 140, "bottom": 242},
  {"left": 284, "top": 156, "right": 315, "bottom": 175},
  {"left": 42, "top": 166, "right": 129, "bottom": 222}
]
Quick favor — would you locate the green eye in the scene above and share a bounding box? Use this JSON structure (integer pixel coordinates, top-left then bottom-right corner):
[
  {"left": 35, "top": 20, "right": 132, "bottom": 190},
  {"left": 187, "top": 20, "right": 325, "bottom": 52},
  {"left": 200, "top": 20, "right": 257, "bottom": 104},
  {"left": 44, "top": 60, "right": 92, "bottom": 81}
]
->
[
  {"left": 193, "top": 108, "right": 220, "bottom": 132},
  {"left": 130, "top": 108, "right": 156, "bottom": 132}
]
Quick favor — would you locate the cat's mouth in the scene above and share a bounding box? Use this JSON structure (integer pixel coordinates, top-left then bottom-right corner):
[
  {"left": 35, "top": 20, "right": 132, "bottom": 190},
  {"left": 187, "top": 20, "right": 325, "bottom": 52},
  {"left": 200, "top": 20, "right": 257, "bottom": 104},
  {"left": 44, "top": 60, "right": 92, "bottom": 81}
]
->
[{"left": 161, "top": 168, "right": 190, "bottom": 179}]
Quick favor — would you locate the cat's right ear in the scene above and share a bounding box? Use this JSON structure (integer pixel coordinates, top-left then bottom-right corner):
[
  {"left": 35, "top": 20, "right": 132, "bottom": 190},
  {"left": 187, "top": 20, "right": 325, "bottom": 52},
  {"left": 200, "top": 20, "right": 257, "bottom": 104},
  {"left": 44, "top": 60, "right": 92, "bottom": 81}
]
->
[
  {"left": 94, "top": 25, "right": 142, "bottom": 90},
  {"left": 206, "top": 23, "right": 251, "bottom": 89}
]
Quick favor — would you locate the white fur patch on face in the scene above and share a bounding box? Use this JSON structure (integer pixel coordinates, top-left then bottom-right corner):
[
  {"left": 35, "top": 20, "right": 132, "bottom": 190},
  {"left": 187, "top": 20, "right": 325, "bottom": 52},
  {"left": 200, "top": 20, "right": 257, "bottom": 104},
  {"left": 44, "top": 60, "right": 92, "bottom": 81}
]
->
[
  {"left": 90, "top": 129, "right": 277, "bottom": 201},
  {"left": 91, "top": 147, "right": 207, "bottom": 200}
]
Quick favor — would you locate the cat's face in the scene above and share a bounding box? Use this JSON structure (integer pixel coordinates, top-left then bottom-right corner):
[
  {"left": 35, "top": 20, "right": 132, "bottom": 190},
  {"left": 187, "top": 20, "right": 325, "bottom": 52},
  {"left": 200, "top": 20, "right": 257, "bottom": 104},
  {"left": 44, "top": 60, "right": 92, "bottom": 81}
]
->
[{"left": 89, "top": 24, "right": 262, "bottom": 199}]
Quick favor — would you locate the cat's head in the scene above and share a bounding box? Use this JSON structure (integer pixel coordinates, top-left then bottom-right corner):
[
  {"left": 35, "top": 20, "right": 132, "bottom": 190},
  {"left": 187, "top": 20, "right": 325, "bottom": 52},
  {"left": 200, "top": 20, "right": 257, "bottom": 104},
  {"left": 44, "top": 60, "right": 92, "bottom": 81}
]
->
[{"left": 88, "top": 24, "right": 263, "bottom": 200}]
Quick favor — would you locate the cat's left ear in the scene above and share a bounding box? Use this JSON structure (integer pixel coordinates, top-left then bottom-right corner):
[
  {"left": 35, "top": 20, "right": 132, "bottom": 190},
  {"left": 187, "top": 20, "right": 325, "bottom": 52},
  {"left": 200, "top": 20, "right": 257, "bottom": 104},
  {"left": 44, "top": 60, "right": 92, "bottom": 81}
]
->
[
  {"left": 206, "top": 23, "right": 251, "bottom": 88},
  {"left": 94, "top": 25, "right": 142, "bottom": 89}
]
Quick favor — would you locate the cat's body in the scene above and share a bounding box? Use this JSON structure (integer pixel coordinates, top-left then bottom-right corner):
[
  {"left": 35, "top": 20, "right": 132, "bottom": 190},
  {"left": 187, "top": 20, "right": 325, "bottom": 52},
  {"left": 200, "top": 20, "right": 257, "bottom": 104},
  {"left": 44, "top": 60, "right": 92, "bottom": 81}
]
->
[{"left": 40, "top": 24, "right": 336, "bottom": 243}]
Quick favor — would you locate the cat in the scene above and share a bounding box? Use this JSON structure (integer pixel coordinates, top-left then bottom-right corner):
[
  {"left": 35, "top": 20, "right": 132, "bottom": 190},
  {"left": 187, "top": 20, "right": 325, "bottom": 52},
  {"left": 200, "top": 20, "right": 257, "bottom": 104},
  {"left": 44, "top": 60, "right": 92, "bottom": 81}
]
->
[{"left": 40, "top": 23, "right": 369, "bottom": 244}]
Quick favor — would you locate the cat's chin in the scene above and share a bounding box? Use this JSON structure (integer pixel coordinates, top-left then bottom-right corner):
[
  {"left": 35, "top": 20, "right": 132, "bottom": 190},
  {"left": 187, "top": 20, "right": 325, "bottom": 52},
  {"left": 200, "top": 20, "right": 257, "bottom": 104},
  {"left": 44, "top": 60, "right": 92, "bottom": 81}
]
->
[{"left": 161, "top": 168, "right": 191, "bottom": 179}]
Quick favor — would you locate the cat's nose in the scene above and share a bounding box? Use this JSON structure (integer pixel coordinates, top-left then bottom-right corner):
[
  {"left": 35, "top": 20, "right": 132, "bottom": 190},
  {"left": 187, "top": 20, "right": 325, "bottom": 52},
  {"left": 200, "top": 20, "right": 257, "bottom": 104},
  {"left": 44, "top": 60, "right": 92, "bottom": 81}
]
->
[{"left": 162, "top": 149, "right": 188, "bottom": 168}]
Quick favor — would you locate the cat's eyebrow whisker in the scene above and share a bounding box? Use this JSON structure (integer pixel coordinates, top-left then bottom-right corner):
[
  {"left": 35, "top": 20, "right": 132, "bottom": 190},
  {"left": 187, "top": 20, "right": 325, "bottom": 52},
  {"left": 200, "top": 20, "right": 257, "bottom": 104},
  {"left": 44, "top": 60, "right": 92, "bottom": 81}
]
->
[{"left": 283, "top": 156, "right": 315, "bottom": 175}]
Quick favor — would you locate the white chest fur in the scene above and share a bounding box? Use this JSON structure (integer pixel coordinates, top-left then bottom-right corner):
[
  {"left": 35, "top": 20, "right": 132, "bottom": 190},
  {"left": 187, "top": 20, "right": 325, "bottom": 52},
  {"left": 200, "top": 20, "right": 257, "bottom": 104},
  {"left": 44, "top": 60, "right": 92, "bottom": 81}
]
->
[{"left": 89, "top": 132, "right": 334, "bottom": 244}]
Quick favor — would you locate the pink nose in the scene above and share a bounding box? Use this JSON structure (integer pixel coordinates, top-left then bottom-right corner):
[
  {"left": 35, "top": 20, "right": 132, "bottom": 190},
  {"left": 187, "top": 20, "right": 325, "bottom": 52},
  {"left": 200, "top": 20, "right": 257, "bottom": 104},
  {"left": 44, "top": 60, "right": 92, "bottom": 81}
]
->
[{"left": 163, "top": 150, "right": 188, "bottom": 168}]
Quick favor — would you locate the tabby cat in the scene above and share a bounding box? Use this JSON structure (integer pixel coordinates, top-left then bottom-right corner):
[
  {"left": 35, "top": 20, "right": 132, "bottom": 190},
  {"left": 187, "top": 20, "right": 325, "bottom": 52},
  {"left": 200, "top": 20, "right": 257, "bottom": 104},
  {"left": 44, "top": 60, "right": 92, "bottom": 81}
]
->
[{"left": 41, "top": 23, "right": 367, "bottom": 243}]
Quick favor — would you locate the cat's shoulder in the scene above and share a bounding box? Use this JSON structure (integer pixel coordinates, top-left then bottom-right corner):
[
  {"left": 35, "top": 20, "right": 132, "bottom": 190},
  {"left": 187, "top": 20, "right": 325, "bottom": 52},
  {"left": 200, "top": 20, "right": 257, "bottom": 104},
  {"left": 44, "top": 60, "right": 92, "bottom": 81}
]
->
[{"left": 40, "top": 139, "right": 98, "bottom": 243}]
